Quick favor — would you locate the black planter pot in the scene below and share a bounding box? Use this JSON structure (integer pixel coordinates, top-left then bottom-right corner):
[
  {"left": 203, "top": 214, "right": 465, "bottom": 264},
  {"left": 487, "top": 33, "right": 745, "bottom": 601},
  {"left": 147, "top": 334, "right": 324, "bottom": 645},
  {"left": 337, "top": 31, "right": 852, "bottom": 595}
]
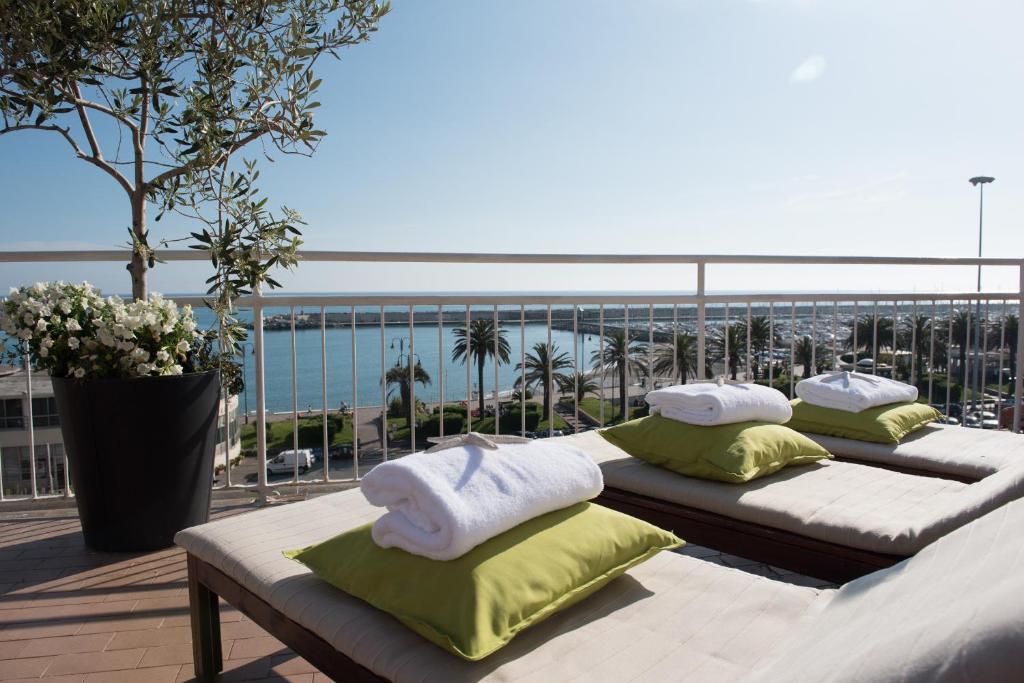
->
[{"left": 51, "top": 370, "right": 220, "bottom": 552}]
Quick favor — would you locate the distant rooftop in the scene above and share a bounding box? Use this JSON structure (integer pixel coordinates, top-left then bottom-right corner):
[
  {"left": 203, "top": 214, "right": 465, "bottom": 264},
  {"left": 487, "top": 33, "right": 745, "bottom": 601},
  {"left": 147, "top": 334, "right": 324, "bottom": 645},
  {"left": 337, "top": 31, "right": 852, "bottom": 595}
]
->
[{"left": 0, "top": 365, "right": 52, "bottom": 398}]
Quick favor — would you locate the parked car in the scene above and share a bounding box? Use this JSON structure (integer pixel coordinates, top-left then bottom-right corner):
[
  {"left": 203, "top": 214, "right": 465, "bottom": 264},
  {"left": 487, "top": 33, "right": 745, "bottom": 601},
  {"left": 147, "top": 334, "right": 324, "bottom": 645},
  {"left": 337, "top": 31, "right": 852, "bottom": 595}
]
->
[{"left": 267, "top": 449, "right": 313, "bottom": 476}]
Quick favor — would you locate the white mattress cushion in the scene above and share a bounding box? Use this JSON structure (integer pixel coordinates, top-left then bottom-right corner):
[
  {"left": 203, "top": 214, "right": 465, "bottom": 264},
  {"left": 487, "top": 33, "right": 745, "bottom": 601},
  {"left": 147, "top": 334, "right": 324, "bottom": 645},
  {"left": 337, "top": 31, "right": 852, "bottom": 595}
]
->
[
  {"left": 746, "top": 497, "right": 1024, "bottom": 682},
  {"left": 804, "top": 423, "right": 1024, "bottom": 480},
  {"left": 175, "top": 489, "right": 824, "bottom": 683},
  {"left": 556, "top": 431, "right": 1024, "bottom": 555}
]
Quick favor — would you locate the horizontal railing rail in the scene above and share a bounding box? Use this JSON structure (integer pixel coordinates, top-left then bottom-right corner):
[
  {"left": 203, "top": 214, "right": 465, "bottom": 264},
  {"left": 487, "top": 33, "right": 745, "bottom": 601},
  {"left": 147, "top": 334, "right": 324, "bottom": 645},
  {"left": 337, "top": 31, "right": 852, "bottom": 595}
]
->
[{"left": 1, "top": 250, "right": 1022, "bottom": 504}]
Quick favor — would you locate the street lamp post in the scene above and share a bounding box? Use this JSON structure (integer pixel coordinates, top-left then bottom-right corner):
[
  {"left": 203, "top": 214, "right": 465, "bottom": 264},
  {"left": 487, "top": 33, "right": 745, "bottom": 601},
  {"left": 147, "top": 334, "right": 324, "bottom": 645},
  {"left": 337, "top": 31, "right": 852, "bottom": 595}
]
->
[{"left": 969, "top": 176, "right": 994, "bottom": 413}]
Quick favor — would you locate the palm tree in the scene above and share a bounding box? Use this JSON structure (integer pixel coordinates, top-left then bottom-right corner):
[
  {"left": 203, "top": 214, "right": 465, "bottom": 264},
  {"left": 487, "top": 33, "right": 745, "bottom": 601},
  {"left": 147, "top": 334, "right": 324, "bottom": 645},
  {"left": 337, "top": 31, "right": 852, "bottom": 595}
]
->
[
  {"left": 652, "top": 333, "right": 698, "bottom": 384},
  {"left": 557, "top": 372, "right": 601, "bottom": 403},
  {"left": 997, "top": 314, "right": 1018, "bottom": 386},
  {"left": 846, "top": 315, "right": 895, "bottom": 354},
  {"left": 710, "top": 325, "right": 745, "bottom": 380},
  {"left": 591, "top": 329, "right": 647, "bottom": 422},
  {"left": 940, "top": 310, "right": 971, "bottom": 379},
  {"left": 793, "top": 335, "right": 827, "bottom": 379},
  {"left": 516, "top": 342, "right": 573, "bottom": 420},
  {"left": 898, "top": 314, "right": 932, "bottom": 385},
  {"left": 385, "top": 360, "right": 431, "bottom": 429},
  {"left": 736, "top": 315, "right": 777, "bottom": 377},
  {"left": 452, "top": 319, "right": 511, "bottom": 418}
]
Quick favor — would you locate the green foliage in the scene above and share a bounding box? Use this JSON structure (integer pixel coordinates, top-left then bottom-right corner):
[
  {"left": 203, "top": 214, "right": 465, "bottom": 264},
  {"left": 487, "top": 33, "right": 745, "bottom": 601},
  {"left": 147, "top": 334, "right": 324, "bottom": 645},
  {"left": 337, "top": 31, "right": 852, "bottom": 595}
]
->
[
  {"left": 241, "top": 413, "right": 351, "bottom": 452},
  {"left": 420, "top": 414, "right": 466, "bottom": 438}
]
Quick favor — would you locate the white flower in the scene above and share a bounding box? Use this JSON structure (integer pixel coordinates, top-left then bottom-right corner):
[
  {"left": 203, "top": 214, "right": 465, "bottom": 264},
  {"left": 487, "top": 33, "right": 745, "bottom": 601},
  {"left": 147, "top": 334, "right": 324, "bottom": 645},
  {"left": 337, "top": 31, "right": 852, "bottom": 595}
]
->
[
  {"left": 167, "top": 364, "right": 183, "bottom": 376},
  {"left": 176, "top": 340, "right": 190, "bottom": 354},
  {"left": 67, "top": 319, "right": 81, "bottom": 332},
  {"left": 41, "top": 337, "right": 54, "bottom": 348},
  {"left": 39, "top": 347, "right": 49, "bottom": 358},
  {"left": 136, "top": 363, "right": 155, "bottom": 376},
  {"left": 68, "top": 337, "right": 80, "bottom": 349},
  {"left": 22, "top": 312, "right": 34, "bottom": 325},
  {"left": 74, "top": 367, "right": 85, "bottom": 378},
  {"left": 17, "top": 328, "right": 32, "bottom": 341},
  {"left": 156, "top": 349, "right": 170, "bottom": 362}
]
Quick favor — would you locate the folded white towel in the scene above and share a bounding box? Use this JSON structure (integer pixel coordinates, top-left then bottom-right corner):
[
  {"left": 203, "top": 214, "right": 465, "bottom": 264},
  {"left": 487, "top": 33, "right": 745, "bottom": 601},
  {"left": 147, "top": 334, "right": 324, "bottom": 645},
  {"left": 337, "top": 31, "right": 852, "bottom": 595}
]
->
[
  {"left": 645, "top": 382, "right": 792, "bottom": 426},
  {"left": 360, "top": 440, "right": 603, "bottom": 560},
  {"left": 795, "top": 371, "right": 918, "bottom": 413}
]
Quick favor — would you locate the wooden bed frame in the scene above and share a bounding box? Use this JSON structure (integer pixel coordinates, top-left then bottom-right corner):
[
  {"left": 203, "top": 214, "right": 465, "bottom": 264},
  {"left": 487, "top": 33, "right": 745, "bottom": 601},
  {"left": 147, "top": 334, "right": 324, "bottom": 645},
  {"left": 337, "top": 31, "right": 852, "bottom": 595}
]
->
[
  {"left": 187, "top": 554, "right": 386, "bottom": 682},
  {"left": 594, "top": 487, "right": 905, "bottom": 583}
]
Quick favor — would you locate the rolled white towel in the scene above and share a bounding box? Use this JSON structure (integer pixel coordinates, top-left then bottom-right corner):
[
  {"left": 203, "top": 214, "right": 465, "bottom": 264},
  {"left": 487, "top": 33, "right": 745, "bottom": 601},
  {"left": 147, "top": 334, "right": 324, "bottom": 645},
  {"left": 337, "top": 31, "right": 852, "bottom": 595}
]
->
[
  {"left": 645, "top": 382, "right": 792, "bottom": 426},
  {"left": 795, "top": 371, "right": 918, "bottom": 413},
  {"left": 361, "top": 439, "right": 603, "bottom": 560}
]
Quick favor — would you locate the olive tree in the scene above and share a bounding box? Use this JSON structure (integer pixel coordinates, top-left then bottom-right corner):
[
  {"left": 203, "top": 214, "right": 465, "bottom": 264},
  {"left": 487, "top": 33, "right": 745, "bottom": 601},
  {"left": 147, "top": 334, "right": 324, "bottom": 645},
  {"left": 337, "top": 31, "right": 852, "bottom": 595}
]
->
[{"left": 0, "top": 0, "right": 389, "bottom": 303}]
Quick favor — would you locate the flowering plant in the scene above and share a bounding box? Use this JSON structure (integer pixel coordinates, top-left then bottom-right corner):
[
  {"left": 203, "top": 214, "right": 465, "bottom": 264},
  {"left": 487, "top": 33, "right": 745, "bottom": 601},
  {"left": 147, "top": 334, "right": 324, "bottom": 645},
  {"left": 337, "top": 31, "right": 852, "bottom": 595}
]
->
[{"left": 1, "top": 281, "right": 213, "bottom": 380}]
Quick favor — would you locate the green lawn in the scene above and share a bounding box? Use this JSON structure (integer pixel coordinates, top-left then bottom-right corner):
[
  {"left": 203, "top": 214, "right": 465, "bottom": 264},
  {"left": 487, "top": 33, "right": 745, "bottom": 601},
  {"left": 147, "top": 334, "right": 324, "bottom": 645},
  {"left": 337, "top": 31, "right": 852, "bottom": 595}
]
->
[
  {"left": 241, "top": 414, "right": 353, "bottom": 453},
  {"left": 578, "top": 397, "right": 645, "bottom": 425}
]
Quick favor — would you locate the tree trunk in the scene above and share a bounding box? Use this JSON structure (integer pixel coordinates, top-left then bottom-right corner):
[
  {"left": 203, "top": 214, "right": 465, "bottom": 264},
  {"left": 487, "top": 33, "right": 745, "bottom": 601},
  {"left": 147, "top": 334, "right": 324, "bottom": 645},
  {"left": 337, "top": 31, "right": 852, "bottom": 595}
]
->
[
  {"left": 477, "top": 356, "right": 486, "bottom": 419},
  {"left": 732, "top": 358, "right": 739, "bottom": 380},
  {"left": 128, "top": 191, "right": 149, "bottom": 300},
  {"left": 619, "top": 365, "right": 627, "bottom": 422}
]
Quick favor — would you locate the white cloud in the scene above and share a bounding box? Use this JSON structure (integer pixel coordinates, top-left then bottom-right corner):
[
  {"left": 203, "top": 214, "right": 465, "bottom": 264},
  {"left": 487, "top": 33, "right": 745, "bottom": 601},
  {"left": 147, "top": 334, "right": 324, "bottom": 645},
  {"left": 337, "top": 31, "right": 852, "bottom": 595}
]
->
[{"left": 789, "top": 55, "right": 827, "bottom": 83}]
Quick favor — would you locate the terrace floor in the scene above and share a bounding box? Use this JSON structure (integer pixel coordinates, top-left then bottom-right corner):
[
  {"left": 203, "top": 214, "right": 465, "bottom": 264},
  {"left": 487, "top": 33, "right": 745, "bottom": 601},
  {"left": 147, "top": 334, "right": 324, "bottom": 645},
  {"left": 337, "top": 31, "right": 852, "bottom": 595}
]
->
[{"left": 0, "top": 496, "right": 835, "bottom": 682}]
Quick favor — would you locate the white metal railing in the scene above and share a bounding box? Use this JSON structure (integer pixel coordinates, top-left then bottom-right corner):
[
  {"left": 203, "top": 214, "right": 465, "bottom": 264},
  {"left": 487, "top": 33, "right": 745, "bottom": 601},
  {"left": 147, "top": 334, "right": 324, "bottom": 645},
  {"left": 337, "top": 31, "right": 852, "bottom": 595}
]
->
[{"left": 1, "top": 250, "right": 1022, "bottom": 502}]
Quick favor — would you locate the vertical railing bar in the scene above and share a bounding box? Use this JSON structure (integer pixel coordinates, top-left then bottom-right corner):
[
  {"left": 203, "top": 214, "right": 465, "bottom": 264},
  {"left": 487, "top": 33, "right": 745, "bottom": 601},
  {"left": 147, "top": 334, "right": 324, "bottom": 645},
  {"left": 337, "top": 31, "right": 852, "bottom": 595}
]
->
[
  {"left": 810, "top": 302, "right": 817, "bottom": 377},
  {"left": 438, "top": 305, "right": 444, "bottom": 439},
  {"left": 872, "top": 301, "right": 879, "bottom": 376},
  {"left": 672, "top": 303, "right": 679, "bottom": 383},
  {"left": 789, "top": 301, "right": 796, "bottom": 396},
  {"left": 321, "top": 305, "right": 329, "bottom": 482},
  {"left": 574, "top": 304, "right": 580, "bottom": 434},
  {"left": 253, "top": 289, "right": 268, "bottom": 503},
  {"left": 746, "top": 303, "right": 752, "bottom": 380},
  {"left": 547, "top": 304, "right": 554, "bottom": 434},
  {"left": 1014, "top": 264, "right": 1024, "bottom": 433},
  {"left": 24, "top": 346, "right": 37, "bottom": 499},
  {"left": 891, "top": 300, "right": 898, "bottom": 380},
  {"left": 465, "top": 305, "right": 472, "bottom": 433},
  {"left": 45, "top": 443, "right": 53, "bottom": 495},
  {"left": 998, "top": 300, "right": 1006, "bottom": 411},
  {"left": 982, "top": 299, "right": 990, "bottom": 413},
  {"left": 946, "top": 300, "right": 954, "bottom": 423},
  {"left": 624, "top": 304, "right": 630, "bottom": 420},
  {"left": 409, "top": 304, "right": 416, "bottom": 452},
  {"left": 723, "top": 302, "right": 729, "bottom": 381},
  {"left": 380, "top": 305, "right": 389, "bottom": 462},
  {"left": 219, "top": 320, "right": 232, "bottom": 489},
  {"left": 831, "top": 302, "right": 838, "bottom": 371},
  {"left": 852, "top": 301, "right": 859, "bottom": 372},
  {"left": 928, "top": 300, "right": 936, "bottom": 407},
  {"left": 494, "top": 304, "right": 500, "bottom": 436},
  {"left": 768, "top": 302, "right": 774, "bottom": 386},
  {"left": 351, "top": 305, "right": 359, "bottom": 480},
  {"left": 520, "top": 305, "right": 526, "bottom": 437},
  {"left": 600, "top": 304, "right": 606, "bottom": 426},
  {"left": 962, "top": 303, "right": 971, "bottom": 420},
  {"left": 291, "top": 307, "right": 299, "bottom": 484},
  {"left": 647, "top": 303, "right": 654, "bottom": 391},
  {"left": 910, "top": 301, "right": 918, "bottom": 386},
  {"left": 696, "top": 262, "right": 706, "bottom": 380}
]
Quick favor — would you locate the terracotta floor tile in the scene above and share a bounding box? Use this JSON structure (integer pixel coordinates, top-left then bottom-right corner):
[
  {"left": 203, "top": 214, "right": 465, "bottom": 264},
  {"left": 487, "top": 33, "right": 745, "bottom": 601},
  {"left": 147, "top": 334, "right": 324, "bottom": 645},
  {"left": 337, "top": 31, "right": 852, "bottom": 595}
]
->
[
  {"left": 227, "top": 636, "right": 288, "bottom": 660},
  {"left": 83, "top": 665, "right": 182, "bottom": 683},
  {"left": 137, "top": 643, "right": 195, "bottom": 668},
  {"left": 0, "top": 639, "right": 29, "bottom": 659},
  {"left": 5, "top": 675, "right": 85, "bottom": 683},
  {"left": 269, "top": 653, "right": 317, "bottom": 675},
  {"left": 0, "top": 655, "right": 55, "bottom": 680},
  {"left": 106, "top": 626, "right": 192, "bottom": 650},
  {"left": 77, "top": 615, "right": 165, "bottom": 635},
  {"left": 18, "top": 632, "right": 114, "bottom": 657},
  {"left": 0, "top": 621, "right": 83, "bottom": 641},
  {"left": 45, "top": 648, "right": 146, "bottom": 676},
  {"left": 219, "top": 620, "right": 268, "bottom": 641}
]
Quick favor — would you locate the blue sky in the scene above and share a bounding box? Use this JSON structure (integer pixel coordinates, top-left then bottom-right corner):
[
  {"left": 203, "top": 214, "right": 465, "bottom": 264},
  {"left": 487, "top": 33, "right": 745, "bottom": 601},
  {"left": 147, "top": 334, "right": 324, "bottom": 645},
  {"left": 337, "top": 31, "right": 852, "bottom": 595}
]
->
[{"left": 1, "top": 0, "right": 1022, "bottom": 295}]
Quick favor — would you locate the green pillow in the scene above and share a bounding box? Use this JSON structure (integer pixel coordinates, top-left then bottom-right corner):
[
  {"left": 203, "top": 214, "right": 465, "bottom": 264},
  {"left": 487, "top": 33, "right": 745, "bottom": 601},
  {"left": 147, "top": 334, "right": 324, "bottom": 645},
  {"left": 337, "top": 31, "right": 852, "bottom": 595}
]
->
[
  {"left": 599, "top": 414, "right": 831, "bottom": 483},
  {"left": 786, "top": 398, "right": 942, "bottom": 444},
  {"left": 285, "top": 502, "right": 681, "bottom": 661}
]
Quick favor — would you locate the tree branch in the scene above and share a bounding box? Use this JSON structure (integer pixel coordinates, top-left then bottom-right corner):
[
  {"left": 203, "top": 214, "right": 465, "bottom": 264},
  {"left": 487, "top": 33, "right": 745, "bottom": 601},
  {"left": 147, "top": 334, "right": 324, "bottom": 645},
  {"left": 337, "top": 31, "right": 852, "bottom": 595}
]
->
[{"left": 70, "top": 83, "right": 103, "bottom": 159}]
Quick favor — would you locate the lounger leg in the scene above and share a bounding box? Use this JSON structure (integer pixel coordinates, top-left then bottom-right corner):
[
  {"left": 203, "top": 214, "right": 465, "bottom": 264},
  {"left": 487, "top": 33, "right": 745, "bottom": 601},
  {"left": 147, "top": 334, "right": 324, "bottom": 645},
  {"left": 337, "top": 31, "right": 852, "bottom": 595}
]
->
[{"left": 187, "top": 554, "right": 223, "bottom": 681}]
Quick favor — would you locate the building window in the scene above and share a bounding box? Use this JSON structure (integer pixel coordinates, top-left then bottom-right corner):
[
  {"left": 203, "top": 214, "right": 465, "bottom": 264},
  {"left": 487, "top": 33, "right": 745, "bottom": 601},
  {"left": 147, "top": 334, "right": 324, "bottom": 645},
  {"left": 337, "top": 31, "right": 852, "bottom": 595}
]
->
[
  {"left": 0, "top": 444, "right": 68, "bottom": 497},
  {"left": 0, "top": 398, "right": 23, "bottom": 430},
  {"left": 32, "top": 397, "right": 60, "bottom": 428}
]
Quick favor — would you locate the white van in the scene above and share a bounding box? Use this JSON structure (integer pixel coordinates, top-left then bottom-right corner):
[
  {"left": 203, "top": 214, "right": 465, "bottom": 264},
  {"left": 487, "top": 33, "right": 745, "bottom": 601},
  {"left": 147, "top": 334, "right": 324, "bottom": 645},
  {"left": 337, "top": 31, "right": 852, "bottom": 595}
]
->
[{"left": 266, "top": 449, "right": 313, "bottom": 476}]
